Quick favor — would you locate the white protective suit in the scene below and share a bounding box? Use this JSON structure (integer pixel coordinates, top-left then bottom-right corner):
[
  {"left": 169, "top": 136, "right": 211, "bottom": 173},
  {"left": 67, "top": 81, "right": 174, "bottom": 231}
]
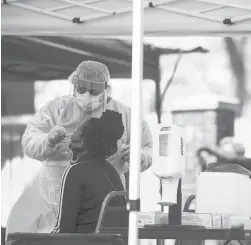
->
[{"left": 6, "top": 95, "right": 152, "bottom": 234}]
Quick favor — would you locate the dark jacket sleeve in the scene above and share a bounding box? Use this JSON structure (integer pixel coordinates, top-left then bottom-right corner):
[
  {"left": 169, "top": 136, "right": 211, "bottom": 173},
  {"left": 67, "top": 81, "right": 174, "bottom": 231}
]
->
[{"left": 52, "top": 164, "right": 83, "bottom": 233}]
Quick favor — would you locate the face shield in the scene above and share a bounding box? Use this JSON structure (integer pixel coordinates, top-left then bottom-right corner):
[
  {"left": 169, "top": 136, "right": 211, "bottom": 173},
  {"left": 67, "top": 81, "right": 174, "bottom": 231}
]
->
[{"left": 69, "top": 61, "right": 110, "bottom": 112}]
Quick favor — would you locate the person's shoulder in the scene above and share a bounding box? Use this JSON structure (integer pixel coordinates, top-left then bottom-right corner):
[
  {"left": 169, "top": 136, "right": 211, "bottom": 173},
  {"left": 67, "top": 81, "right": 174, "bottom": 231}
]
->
[
  {"left": 66, "top": 161, "right": 102, "bottom": 183},
  {"left": 40, "top": 95, "right": 72, "bottom": 110},
  {"left": 63, "top": 162, "right": 86, "bottom": 181},
  {"left": 110, "top": 99, "right": 130, "bottom": 109},
  {"left": 69, "top": 161, "right": 96, "bottom": 173},
  {"left": 103, "top": 160, "right": 118, "bottom": 173},
  {"left": 108, "top": 98, "right": 131, "bottom": 114},
  {"left": 67, "top": 161, "right": 86, "bottom": 170}
]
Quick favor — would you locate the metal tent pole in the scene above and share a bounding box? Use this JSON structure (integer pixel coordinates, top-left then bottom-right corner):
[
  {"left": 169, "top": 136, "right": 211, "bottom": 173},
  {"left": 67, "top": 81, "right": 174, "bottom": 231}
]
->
[{"left": 128, "top": 0, "right": 144, "bottom": 244}]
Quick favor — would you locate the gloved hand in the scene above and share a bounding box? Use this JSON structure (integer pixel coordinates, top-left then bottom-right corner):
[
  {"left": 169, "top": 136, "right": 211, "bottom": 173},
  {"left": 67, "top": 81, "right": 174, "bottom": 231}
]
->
[
  {"left": 47, "top": 125, "right": 67, "bottom": 147},
  {"left": 119, "top": 144, "right": 147, "bottom": 171},
  {"left": 120, "top": 144, "right": 130, "bottom": 162}
]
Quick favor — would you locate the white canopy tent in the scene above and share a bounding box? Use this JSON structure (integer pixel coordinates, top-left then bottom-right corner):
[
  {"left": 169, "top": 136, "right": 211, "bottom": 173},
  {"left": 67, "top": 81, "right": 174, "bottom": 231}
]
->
[
  {"left": 2, "top": 1, "right": 251, "bottom": 245},
  {"left": 2, "top": 0, "right": 251, "bottom": 35}
]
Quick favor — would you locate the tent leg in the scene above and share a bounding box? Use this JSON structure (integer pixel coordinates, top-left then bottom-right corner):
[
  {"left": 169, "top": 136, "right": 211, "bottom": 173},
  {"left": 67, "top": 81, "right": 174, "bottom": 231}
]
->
[{"left": 128, "top": 0, "right": 144, "bottom": 245}]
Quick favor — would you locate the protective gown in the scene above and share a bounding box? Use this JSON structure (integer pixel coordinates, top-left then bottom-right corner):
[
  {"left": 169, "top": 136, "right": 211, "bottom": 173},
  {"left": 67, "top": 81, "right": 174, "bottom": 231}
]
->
[{"left": 6, "top": 95, "right": 152, "bottom": 234}]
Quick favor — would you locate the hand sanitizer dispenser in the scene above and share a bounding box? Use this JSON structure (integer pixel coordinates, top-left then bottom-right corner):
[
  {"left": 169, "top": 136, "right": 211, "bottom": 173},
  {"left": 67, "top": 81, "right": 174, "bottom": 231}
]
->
[{"left": 151, "top": 124, "right": 185, "bottom": 225}]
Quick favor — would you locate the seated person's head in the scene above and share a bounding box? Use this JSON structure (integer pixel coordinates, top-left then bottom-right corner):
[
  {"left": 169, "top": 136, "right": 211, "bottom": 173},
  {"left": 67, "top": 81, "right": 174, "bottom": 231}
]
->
[
  {"left": 219, "top": 137, "right": 245, "bottom": 157},
  {"left": 70, "top": 110, "right": 124, "bottom": 161}
]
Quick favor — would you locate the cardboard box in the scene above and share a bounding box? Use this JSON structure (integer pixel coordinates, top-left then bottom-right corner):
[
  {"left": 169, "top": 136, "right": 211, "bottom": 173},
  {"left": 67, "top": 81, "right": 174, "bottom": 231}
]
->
[
  {"left": 220, "top": 213, "right": 231, "bottom": 229},
  {"left": 138, "top": 212, "right": 230, "bottom": 228},
  {"left": 231, "top": 216, "right": 250, "bottom": 229},
  {"left": 154, "top": 212, "right": 169, "bottom": 224},
  {"left": 182, "top": 213, "right": 222, "bottom": 228},
  {"left": 138, "top": 212, "right": 170, "bottom": 227},
  {"left": 138, "top": 212, "right": 155, "bottom": 227}
]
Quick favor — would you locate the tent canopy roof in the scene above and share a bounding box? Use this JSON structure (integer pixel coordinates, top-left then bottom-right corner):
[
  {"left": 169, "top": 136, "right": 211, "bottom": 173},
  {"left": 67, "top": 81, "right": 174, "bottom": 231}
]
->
[
  {"left": 2, "top": 36, "right": 157, "bottom": 81},
  {"left": 2, "top": 0, "right": 251, "bottom": 35},
  {"left": 1, "top": 35, "right": 208, "bottom": 82}
]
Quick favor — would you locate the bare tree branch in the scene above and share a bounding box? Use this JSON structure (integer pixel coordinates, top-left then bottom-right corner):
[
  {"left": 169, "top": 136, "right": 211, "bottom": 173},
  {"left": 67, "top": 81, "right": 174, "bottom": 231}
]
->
[
  {"left": 156, "top": 47, "right": 209, "bottom": 122},
  {"left": 224, "top": 37, "right": 246, "bottom": 117},
  {"left": 157, "top": 46, "right": 209, "bottom": 55},
  {"left": 161, "top": 52, "right": 182, "bottom": 102}
]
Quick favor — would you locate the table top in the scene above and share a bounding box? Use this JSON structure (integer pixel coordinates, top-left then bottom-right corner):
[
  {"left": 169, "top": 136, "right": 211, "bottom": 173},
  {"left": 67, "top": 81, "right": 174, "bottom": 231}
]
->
[
  {"left": 7, "top": 233, "right": 122, "bottom": 242},
  {"left": 99, "top": 227, "right": 251, "bottom": 240}
]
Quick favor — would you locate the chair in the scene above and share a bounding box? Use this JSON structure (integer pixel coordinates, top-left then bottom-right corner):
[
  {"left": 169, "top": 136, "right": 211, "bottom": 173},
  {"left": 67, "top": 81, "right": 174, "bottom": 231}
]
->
[
  {"left": 99, "top": 192, "right": 204, "bottom": 245},
  {"left": 197, "top": 147, "right": 251, "bottom": 173},
  {"left": 95, "top": 191, "right": 129, "bottom": 233},
  {"left": 2, "top": 227, "right": 6, "bottom": 245},
  {"left": 6, "top": 192, "right": 128, "bottom": 245}
]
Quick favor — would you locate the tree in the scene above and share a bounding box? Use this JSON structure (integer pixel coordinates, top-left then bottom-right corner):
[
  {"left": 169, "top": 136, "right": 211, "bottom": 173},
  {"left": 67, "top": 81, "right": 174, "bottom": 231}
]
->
[
  {"left": 224, "top": 37, "right": 250, "bottom": 118},
  {"left": 148, "top": 46, "right": 209, "bottom": 123}
]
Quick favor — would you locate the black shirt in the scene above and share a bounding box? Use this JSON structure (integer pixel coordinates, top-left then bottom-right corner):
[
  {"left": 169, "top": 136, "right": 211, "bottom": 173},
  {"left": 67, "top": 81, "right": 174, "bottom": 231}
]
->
[{"left": 52, "top": 157, "right": 125, "bottom": 233}]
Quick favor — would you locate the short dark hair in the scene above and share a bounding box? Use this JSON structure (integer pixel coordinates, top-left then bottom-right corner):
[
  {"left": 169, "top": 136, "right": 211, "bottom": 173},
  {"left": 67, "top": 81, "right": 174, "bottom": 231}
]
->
[{"left": 80, "top": 110, "right": 124, "bottom": 159}]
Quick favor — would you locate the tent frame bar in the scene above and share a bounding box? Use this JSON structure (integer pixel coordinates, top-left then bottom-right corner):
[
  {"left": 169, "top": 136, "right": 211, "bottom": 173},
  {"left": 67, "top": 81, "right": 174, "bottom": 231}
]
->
[
  {"left": 6, "top": 1, "right": 73, "bottom": 21},
  {"left": 196, "top": 5, "right": 227, "bottom": 14},
  {"left": 3, "top": 0, "right": 175, "bottom": 23},
  {"left": 231, "top": 14, "right": 251, "bottom": 23},
  {"left": 47, "top": 4, "right": 77, "bottom": 12},
  {"left": 156, "top": 4, "right": 223, "bottom": 23},
  {"left": 3, "top": 0, "right": 251, "bottom": 24},
  {"left": 47, "top": 0, "right": 106, "bottom": 12},
  {"left": 61, "top": 0, "right": 113, "bottom": 14},
  {"left": 196, "top": 0, "right": 251, "bottom": 11},
  {"left": 155, "top": 1, "right": 251, "bottom": 24}
]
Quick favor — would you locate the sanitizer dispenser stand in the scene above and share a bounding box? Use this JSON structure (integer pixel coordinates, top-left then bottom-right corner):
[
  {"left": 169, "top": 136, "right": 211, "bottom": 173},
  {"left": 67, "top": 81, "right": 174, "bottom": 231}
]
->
[{"left": 152, "top": 124, "right": 185, "bottom": 226}]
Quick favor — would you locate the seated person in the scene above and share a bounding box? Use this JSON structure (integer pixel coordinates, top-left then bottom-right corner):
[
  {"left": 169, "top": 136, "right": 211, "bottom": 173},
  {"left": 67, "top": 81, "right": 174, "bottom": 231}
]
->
[
  {"left": 52, "top": 110, "right": 126, "bottom": 233},
  {"left": 198, "top": 137, "right": 251, "bottom": 174}
]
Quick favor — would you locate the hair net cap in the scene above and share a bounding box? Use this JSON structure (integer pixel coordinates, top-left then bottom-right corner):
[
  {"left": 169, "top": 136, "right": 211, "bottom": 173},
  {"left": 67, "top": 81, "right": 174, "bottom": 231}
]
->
[{"left": 69, "top": 61, "right": 110, "bottom": 86}]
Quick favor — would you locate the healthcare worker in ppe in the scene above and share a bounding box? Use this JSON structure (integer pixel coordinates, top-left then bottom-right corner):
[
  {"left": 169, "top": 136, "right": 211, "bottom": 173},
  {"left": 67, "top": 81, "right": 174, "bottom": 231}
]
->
[{"left": 6, "top": 60, "right": 152, "bottom": 235}]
